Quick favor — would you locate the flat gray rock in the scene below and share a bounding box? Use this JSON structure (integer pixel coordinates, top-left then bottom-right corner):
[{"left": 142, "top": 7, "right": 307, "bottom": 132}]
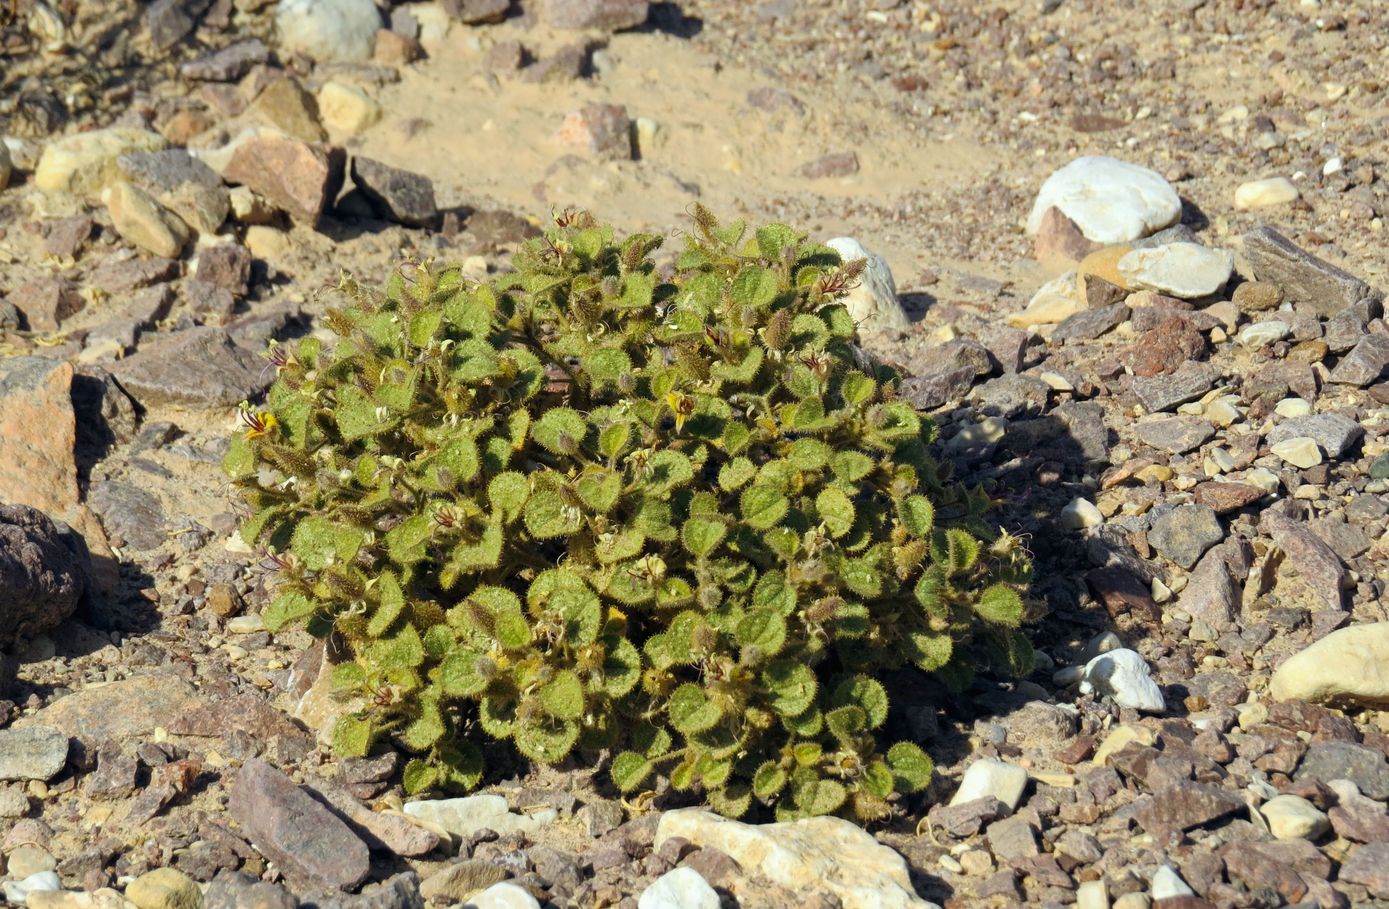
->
[
  {"left": 1266, "top": 413, "right": 1363, "bottom": 458},
  {"left": 1243, "top": 225, "right": 1384, "bottom": 318},
  {"left": 1133, "top": 361, "right": 1216, "bottom": 413},
  {"left": 110, "top": 327, "right": 266, "bottom": 408},
  {"left": 1148, "top": 504, "right": 1223, "bottom": 570},
  {"left": 0, "top": 726, "right": 69, "bottom": 782}
]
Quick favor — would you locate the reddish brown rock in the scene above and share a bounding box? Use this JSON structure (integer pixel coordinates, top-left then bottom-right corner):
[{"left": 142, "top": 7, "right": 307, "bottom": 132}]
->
[
  {"left": 1126, "top": 316, "right": 1208, "bottom": 378},
  {"left": 230, "top": 759, "right": 370, "bottom": 891},
  {"left": 223, "top": 137, "right": 345, "bottom": 226},
  {"left": 1085, "top": 568, "right": 1159, "bottom": 624},
  {"left": 1221, "top": 839, "right": 1330, "bottom": 904},
  {"left": 0, "top": 358, "right": 79, "bottom": 518},
  {"left": 1134, "top": 781, "right": 1243, "bottom": 833},
  {"left": 1261, "top": 506, "right": 1347, "bottom": 612},
  {"left": 799, "top": 151, "right": 859, "bottom": 179},
  {"left": 538, "top": 0, "right": 648, "bottom": 30},
  {"left": 8, "top": 277, "right": 83, "bottom": 332},
  {"left": 555, "top": 103, "right": 631, "bottom": 160},
  {"left": 1034, "top": 206, "right": 1101, "bottom": 272},
  {"left": 1192, "top": 481, "right": 1264, "bottom": 514}
]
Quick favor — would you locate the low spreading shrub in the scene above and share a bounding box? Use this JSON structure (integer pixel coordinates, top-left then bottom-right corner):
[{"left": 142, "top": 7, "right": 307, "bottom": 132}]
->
[{"left": 225, "top": 206, "right": 1033, "bottom": 822}]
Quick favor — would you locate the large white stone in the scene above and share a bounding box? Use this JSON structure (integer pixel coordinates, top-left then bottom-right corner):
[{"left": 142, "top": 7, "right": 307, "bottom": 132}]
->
[
  {"left": 402, "top": 795, "right": 558, "bottom": 840},
  {"left": 1117, "top": 243, "right": 1234, "bottom": 299},
  {"left": 638, "top": 868, "right": 720, "bottom": 909},
  {"left": 825, "top": 237, "right": 910, "bottom": 336},
  {"left": 656, "top": 809, "right": 940, "bottom": 909},
  {"left": 1260, "top": 794, "right": 1330, "bottom": 840},
  {"left": 950, "top": 758, "right": 1029, "bottom": 810},
  {"left": 463, "top": 882, "right": 540, "bottom": 909},
  {"left": 1234, "top": 177, "right": 1298, "bottom": 210},
  {"left": 1007, "top": 271, "right": 1083, "bottom": 327},
  {"left": 1027, "top": 156, "right": 1182, "bottom": 245},
  {"left": 35, "top": 128, "right": 167, "bottom": 198},
  {"left": 1, "top": 873, "right": 62, "bottom": 906},
  {"left": 1150, "top": 866, "right": 1194, "bottom": 900},
  {"left": 1271, "top": 623, "right": 1389, "bottom": 706},
  {"left": 276, "top": 0, "right": 381, "bottom": 62},
  {"left": 1078, "top": 648, "right": 1165, "bottom": 713}
]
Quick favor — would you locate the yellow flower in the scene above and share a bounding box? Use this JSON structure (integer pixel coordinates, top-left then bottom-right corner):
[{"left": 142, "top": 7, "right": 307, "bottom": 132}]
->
[
  {"left": 664, "top": 392, "right": 695, "bottom": 433},
  {"left": 238, "top": 409, "right": 278, "bottom": 439}
]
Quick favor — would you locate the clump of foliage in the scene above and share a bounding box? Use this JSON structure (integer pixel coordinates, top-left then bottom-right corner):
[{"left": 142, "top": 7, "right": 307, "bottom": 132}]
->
[{"left": 225, "top": 206, "right": 1033, "bottom": 822}]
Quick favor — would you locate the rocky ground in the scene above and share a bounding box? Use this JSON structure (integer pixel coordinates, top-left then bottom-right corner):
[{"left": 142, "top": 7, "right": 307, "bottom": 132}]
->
[{"left": 3, "top": 0, "right": 1389, "bottom": 908}]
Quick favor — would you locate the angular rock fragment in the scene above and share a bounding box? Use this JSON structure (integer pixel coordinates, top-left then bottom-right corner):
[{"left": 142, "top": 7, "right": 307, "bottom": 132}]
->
[{"left": 1242, "top": 225, "right": 1384, "bottom": 318}]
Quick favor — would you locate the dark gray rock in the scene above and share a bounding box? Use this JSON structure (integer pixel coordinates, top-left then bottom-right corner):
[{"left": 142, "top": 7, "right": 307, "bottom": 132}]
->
[
  {"left": 118, "top": 149, "right": 230, "bottom": 234},
  {"left": 1133, "top": 361, "right": 1216, "bottom": 413},
  {"left": 1242, "top": 225, "right": 1384, "bottom": 318},
  {"left": 86, "top": 285, "right": 175, "bottom": 352},
  {"left": 230, "top": 759, "right": 371, "bottom": 891},
  {"left": 900, "top": 367, "right": 976, "bottom": 410},
  {"left": 1261, "top": 505, "right": 1346, "bottom": 612},
  {"left": 972, "top": 373, "right": 1050, "bottom": 418},
  {"left": 90, "top": 257, "right": 180, "bottom": 294},
  {"left": 146, "top": 0, "right": 214, "bottom": 52},
  {"left": 110, "top": 327, "right": 267, "bottom": 408},
  {"left": 1148, "top": 504, "right": 1223, "bottom": 570},
  {"left": 349, "top": 158, "right": 438, "bottom": 228},
  {"left": 983, "top": 327, "right": 1030, "bottom": 374},
  {"left": 197, "top": 244, "right": 253, "bottom": 296},
  {"left": 1297, "top": 742, "right": 1389, "bottom": 800},
  {"left": 1266, "top": 412, "right": 1362, "bottom": 458},
  {"left": 205, "top": 870, "right": 298, "bottom": 909},
  {"left": 1135, "top": 415, "right": 1214, "bottom": 454},
  {"left": 0, "top": 504, "right": 88, "bottom": 652},
  {"left": 88, "top": 480, "right": 167, "bottom": 552},
  {"left": 1329, "top": 333, "right": 1389, "bottom": 387},
  {"left": 0, "top": 726, "right": 69, "bottom": 782},
  {"left": 72, "top": 365, "right": 140, "bottom": 468},
  {"left": 1052, "top": 401, "right": 1110, "bottom": 462},
  {"left": 310, "top": 873, "right": 423, "bottom": 909},
  {"left": 181, "top": 39, "right": 269, "bottom": 82},
  {"left": 1053, "top": 302, "right": 1129, "bottom": 342},
  {"left": 1323, "top": 309, "right": 1367, "bottom": 354},
  {"left": 538, "top": 0, "right": 648, "bottom": 30}
]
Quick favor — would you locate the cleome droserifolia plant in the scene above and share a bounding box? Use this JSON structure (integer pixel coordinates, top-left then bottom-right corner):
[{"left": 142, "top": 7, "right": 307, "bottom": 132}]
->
[{"left": 224, "top": 206, "right": 1034, "bottom": 823}]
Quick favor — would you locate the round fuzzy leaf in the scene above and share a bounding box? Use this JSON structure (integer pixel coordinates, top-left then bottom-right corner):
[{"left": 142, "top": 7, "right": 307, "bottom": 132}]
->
[
  {"left": 291, "top": 516, "right": 363, "bottom": 571},
  {"left": 905, "top": 631, "right": 953, "bottom": 672},
  {"left": 367, "top": 572, "right": 406, "bottom": 637},
  {"left": 645, "top": 449, "right": 693, "bottom": 495},
  {"left": 439, "top": 647, "right": 489, "bottom": 697},
  {"left": 897, "top": 495, "right": 935, "bottom": 538},
  {"left": 707, "top": 784, "right": 753, "bottom": 819},
  {"left": 788, "top": 438, "right": 831, "bottom": 470},
  {"left": 602, "top": 637, "right": 642, "bottom": 697},
  {"left": 332, "top": 714, "right": 372, "bottom": 758},
  {"left": 595, "top": 527, "right": 646, "bottom": 564},
  {"left": 752, "top": 762, "right": 787, "bottom": 800},
  {"left": 839, "top": 371, "right": 876, "bottom": 407},
  {"left": 752, "top": 570, "right": 796, "bottom": 615},
  {"left": 732, "top": 266, "right": 778, "bottom": 309},
  {"left": 763, "top": 660, "right": 817, "bottom": 717},
  {"left": 976, "top": 584, "right": 1024, "bottom": 628},
  {"left": 815, "top": 486, "right": 855, "bottom": 538},
  {"left": 792, "top": 777, "right": 846, "bottom": 817},
  {"left": 887, "top": 741, "right": 935, "bottom": 791},
  {"left": 586, "top": 348, "right": 633, "bottom": 391},
  {"left": 399, "top": 697, "right": 446, "bottom": 751},
  {"left": 478, "top": 696, "right": 515, "bottom": 738},
  {"left": 539, "top": 670, "right": 585, "bottom": 720},
  {"left": 401, "top": 759, "right": 438, "bottom": 795},
  {"left": 437, "top": 742, "right": 484, "bottom": 790},
  {"left": 861, "top": 760, "right": 896, "bottom": 799},
  {"left": 523, "top": 487, "right": 582, "bottom": 539},
  {"left": 668, "top": 683, "right": 721, "bottom": 735},
  {"left": 718, "top": 457, "right": 756, "bottom": 492},
  {"left": 493, "top": 609, "right": 534, "bottom": 650},
  {"left": 576, "top": 469, "right": 623, "bottom": 514},
  {"left": 263, "top": 591, "right": 315, "bottom": 632},
  {"left": 599, "top": 422, "right": 633, "bottom": 459},
  {"left": 681, "top": 515, "right": 727, "bottom": 558},
  {"left": 914, "top": 567, "right": 948, "bottom": 620},
  {"left": 611, "top": 752, "right": 653, "bottom": 793},
  {"left": 735, "top": 609, "right": 787, "bottom": 657},
  {"left": 740, "top": 485, "right": 789, "bottom": 530},
  {"left": 831, "top": 675, "right": 889, "bottom": 728},
  {"left": 825, "top": 705, "right": 868, "bottom": 743},
  {"left": 514, "top": 718, "right": 579, "bottom": 764},
  {"left": 829, "top": 450, "right": 874, "bottom": 483},
  {"left": 431, "top": 436, "right": 480, "bottom": 489},
  {"left": 533, "top": 407, "right": 588, "bottom": 455}
]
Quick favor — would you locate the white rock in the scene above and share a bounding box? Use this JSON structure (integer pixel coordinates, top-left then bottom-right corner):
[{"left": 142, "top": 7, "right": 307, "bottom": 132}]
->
[
  {"left": 825, "top": 237, "right": 910, "bottom": 335},
  {"left": 638, "top": 868, "right": 720, "bottom": 909},
  {"left": 2, "top": 873, "right": 62, "bottom": 906},
  {"left": 656, "top": 809, "right": 940, "bottom": 909},
  {"left": 227, "top": 615, "right": 265, "bottom": 634},
  {"left": 403, "top": 795, "right": 557, "bottom": 840},
  {"left": 413, "top": 2, "right": 453, "bottom": 43},
  {"left": 1275, "top": 398, "right": 1314, "bottom": 418},
  {"left": 1238, "top": 320, "right": 1291, "bottom": 348},
  {"left": 1113, "top": 895, "right": 1150, "bottom": 909},
  {"left": 1244, "top": 467, "right": 1281, "bottom": 495},
  {"left": 317, "top": 81, "right": 382, "bottom": 135},
  {"left": 1323, "top": 157, "right": 1344, "bottom": 177},
  {"left": 1076, "top": 879, "right": 1109, "bottom": 909},
  {"left": 1271, "top": 436, "right": 1323, "bottom": 469},
  {"left": 946, "top": 417, "right": 1006, "bottom": 452},
  {"left": 1270, "top": 623, "right": 1389, "bottom": 706},
  {"left": 1204, "top": 397, "right": 1241, "bottom": 427},
  {"left": 1260, "top": 794, "right": 1330, "bottom": 840},
  {"left": 1234, "top": 177, "right": 1299, "bottom": 210},
  {"left": 1059, "top": 498, "right": 1103, "bottom": 532},
  {"left": 1078, "top": 648, "right": 1165, "bottom": 713},
  {"left": 1027, "top": 156, "right": 1182, "bottom": 244},
  {"left": 1008, "top": 271, "right": 1083, "bottom": 327},
  {"left": 276, "top": 0, "right": 381, "bottom": 62},
  {"left": 1117, "top": 243, "right": 1234, "bottom": 299},
  {"left": 35, "top": 128, "right": 167, "bottom": 198},
  {"left": 1150, "top": 865, "right": 1194, "bottom": 900},
  {"left": 463, "top": 882, "right": 540, "bottom": 909},
  {"left": 950, "top": 758, "right": 1028, "bottom": 810}
]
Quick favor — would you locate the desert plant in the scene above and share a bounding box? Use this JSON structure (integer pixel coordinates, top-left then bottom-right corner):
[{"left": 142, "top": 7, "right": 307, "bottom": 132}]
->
[{"left": 224, "top": 206, "right": 1034, "bottom": 822}]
